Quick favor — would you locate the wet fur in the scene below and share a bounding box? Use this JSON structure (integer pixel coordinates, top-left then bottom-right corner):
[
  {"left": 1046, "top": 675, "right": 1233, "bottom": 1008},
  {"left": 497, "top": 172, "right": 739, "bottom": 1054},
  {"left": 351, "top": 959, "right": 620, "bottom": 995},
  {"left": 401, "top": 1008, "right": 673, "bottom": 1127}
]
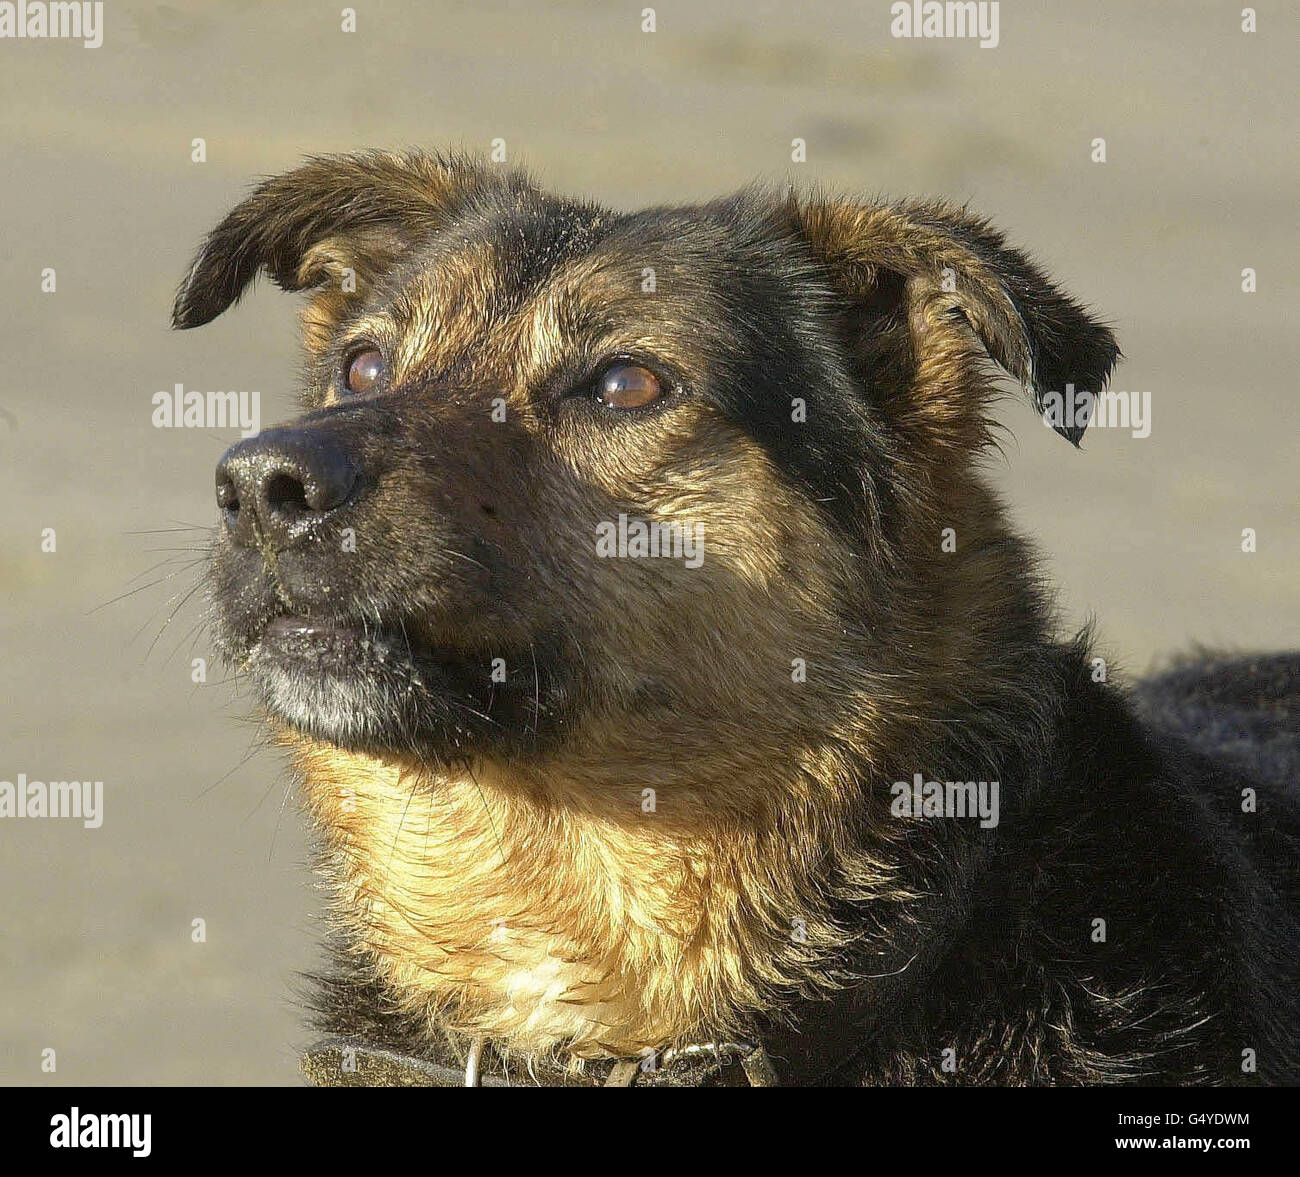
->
[{"left": 175, "top": 151, "right": 1300, "bottom": 1084}]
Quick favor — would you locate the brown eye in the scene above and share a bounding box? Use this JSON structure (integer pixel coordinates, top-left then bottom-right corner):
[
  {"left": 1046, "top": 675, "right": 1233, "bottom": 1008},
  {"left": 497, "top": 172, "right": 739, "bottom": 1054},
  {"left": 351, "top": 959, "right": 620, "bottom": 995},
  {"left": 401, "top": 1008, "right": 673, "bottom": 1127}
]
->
[
  {"left": 344, "top": 347, "right": 385, "bottom": 394},
  {"left": 596, "top": 363, "right": 665, "bottom": 409}
]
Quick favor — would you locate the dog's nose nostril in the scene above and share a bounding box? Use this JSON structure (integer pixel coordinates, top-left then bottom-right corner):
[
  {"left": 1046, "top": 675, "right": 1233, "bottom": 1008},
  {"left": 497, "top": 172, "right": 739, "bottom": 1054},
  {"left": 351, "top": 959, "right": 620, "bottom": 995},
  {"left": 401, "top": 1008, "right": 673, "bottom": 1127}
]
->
[
  {"left": 215, "top": 474, "right": 240, "bottom": 513},
  {"left": 264, "top": 472, "right": 310, "bottom": 519}
]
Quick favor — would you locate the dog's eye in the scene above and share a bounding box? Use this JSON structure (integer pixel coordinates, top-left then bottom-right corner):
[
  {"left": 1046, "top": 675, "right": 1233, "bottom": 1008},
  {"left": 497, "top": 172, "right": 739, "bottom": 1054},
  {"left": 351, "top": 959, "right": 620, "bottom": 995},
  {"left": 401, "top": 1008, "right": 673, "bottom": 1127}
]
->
[
  {"left": 344, "top": 347, "right": 385, "bottom": 394},
  {"left": 596, "top": 363, "right": 665, "bottom": 410}
]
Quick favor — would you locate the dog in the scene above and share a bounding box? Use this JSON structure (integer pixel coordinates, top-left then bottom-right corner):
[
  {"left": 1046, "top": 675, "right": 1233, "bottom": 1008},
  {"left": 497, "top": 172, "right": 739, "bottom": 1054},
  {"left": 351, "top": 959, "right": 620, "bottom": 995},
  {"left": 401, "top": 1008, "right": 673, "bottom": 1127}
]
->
[{"left": 172, "top": 150, "right": 1299, "bottom": 1086}]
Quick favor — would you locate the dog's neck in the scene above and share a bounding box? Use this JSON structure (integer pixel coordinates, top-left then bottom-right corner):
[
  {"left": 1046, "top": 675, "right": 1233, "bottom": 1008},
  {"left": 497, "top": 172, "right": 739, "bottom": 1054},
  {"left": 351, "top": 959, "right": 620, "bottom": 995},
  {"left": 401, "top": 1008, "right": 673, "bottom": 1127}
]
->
[{"left": 289, "top": 736, "right": 933, "bottom": 1059}]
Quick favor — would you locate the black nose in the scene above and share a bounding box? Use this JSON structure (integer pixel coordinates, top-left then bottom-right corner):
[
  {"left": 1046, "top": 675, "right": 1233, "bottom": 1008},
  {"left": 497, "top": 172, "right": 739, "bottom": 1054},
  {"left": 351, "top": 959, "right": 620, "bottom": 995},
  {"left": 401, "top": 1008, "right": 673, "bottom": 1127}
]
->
[{"left": 215, "top": 428, "right": 357, "bottom": 549}]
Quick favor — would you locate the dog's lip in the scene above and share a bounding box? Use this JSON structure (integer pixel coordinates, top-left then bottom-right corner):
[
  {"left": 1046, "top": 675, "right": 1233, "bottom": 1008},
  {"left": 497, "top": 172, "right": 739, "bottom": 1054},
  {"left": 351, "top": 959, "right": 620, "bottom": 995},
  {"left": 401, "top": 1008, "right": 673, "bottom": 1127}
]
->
[
  {"left": 257, "top": 613, "right": 465, "bottom": 664},
  {"left": 263, "top": 611, "right": 351, "bottom": 637},
  {"left": 263, "top": 614, "right": 357, "bottom": 641}
]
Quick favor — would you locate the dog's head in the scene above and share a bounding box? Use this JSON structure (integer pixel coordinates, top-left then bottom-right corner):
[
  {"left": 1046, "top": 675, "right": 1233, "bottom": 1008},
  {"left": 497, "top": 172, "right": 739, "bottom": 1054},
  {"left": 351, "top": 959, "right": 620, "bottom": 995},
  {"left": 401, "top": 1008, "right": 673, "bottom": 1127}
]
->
[{"left": 175, "top": 151, "right": 1117, "bottom": 782}]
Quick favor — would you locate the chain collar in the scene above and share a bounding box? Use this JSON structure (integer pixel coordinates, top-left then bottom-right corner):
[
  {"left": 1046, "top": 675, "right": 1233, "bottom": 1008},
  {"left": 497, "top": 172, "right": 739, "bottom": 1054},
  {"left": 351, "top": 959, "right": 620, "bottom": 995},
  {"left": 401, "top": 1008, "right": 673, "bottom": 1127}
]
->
[{"left": 302, "top": 1035, "right": 781, "bottom": 1088}]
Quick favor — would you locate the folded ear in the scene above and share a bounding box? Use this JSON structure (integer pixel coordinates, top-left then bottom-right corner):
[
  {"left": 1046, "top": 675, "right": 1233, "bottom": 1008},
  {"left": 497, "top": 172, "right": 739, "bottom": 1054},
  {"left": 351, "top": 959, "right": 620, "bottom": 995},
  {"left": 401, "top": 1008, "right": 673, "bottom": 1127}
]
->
[
  {"left": 793, "top": 196, "right": 1120, "bottom": 446},
  {"left": 171, "top": 150, "right": 521, "bottom": 330}
]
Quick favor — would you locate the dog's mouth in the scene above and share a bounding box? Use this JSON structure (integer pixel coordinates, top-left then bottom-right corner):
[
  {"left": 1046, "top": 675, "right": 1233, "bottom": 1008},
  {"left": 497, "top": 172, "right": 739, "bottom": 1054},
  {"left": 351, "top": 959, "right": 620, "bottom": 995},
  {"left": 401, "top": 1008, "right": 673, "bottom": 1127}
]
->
[
  {"left": 250, "top": 610, "right": 498, "bottom": 702},
  {"left": 240, "top": 610, "right": 567, "bottom": 758},
  {"left": 257, "top": 613, "right": 467, "bottom": 675}
]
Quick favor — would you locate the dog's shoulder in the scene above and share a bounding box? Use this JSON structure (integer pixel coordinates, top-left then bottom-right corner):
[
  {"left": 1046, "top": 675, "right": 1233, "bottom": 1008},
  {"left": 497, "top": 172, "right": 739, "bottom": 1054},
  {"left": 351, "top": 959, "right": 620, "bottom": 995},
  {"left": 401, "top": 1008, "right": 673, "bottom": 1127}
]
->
[{"left": 934, "top": 644, "right": 1300, "bottom": 1084}]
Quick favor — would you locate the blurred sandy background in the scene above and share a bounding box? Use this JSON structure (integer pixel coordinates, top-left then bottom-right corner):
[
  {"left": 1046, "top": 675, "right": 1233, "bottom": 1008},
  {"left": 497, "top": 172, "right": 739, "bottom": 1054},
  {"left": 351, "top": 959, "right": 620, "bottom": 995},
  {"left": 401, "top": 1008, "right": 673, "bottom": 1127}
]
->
[{"left": 1, "top": 0, "right": 1295, "bottom": 1084}]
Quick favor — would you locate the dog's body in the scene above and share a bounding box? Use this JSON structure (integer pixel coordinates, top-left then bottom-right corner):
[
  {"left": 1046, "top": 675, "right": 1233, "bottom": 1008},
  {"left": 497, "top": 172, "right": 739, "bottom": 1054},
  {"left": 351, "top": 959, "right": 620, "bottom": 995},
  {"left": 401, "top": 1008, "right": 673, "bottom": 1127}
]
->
[
  {"left": 174, "top": 151, "right": 1300, "bottom": 1085},
  {"left": 298, "top": 649, "right": 1300, "bottom": 1088}
]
